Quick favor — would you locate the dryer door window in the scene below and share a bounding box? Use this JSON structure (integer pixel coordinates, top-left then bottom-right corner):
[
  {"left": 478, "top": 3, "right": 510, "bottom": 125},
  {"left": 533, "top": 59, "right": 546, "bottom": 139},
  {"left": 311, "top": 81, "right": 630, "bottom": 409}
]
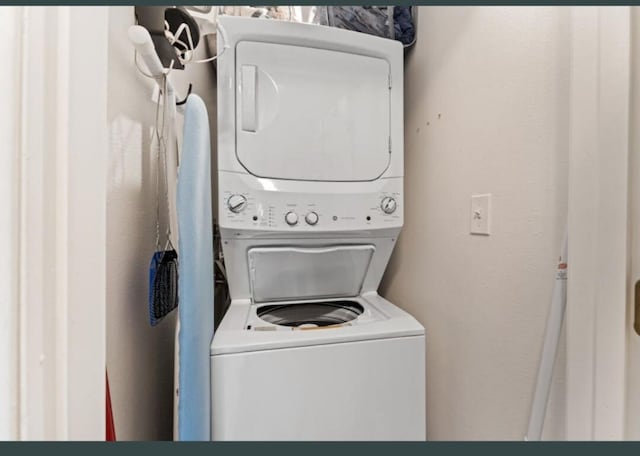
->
[{"left": 235, "top": 41, "right": 391, "bottom": 182}]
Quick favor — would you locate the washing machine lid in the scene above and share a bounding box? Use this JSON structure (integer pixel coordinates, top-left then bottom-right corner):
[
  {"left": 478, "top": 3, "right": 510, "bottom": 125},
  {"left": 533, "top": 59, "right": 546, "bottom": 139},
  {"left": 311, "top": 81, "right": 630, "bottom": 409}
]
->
[
  {"left": 235, "top": 41, "right": 391, "bottom": 182},
  {"left": 247, "top": 245, "right": 375, "bottom": 303}
]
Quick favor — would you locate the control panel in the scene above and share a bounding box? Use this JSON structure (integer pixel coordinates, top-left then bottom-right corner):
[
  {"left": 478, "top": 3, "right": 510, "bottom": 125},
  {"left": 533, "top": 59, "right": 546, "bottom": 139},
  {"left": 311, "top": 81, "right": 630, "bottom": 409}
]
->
[{"left": 219, "top": 173, "right": 403, "bottom": 232}]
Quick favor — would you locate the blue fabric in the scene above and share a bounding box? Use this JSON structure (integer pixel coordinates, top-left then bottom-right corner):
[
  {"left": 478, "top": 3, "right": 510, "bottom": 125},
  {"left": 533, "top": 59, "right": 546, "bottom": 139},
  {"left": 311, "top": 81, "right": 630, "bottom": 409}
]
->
[
  {"left": 176, "top": 94, "right": 214, "bottom": 441},
  {"left": 393, "top": 7, "right": 415, "bottom": 45}
]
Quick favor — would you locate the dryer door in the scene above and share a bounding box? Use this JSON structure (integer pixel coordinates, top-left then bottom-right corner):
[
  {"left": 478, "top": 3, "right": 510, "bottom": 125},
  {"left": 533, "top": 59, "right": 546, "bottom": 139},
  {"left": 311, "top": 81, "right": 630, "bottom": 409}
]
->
[{"left": 235, "top": 41, "right": 391, "bottom": 182}]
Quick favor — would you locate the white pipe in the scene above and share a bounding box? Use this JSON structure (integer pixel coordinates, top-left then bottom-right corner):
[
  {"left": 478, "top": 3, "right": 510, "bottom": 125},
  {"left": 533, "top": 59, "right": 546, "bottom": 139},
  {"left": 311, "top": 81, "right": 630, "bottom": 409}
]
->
[
  {"left": 525, "top": 230, "right": 568, "bottom": 441},
  {"left": 127, "top": 25, "right": 175, "bottom": 99}
]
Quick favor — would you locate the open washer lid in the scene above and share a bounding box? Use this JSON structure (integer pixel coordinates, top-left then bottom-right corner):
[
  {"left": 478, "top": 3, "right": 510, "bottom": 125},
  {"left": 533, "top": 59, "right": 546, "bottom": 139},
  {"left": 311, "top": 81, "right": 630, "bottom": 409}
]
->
[{"left": 247, "top": 245, "right": 375, "bottom": 303}]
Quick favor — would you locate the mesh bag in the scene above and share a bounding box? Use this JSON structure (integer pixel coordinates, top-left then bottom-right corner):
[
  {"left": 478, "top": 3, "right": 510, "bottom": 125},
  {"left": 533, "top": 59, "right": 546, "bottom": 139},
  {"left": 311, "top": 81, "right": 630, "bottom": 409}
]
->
[{"left": 149, "top": 248, "right": 179, "bottom": 326}]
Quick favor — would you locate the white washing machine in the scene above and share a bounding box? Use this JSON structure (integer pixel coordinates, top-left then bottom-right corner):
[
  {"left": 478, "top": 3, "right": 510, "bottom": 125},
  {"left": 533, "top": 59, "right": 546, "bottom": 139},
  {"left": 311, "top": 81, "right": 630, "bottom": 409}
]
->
[{"left": 212, "top": 16, "right": 425, "bottom": 441}]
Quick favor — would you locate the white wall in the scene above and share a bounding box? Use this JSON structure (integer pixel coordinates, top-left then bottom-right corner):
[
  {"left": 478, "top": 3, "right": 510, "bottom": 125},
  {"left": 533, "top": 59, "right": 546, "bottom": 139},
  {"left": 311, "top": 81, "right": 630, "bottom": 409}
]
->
[
  {"left": 106, "top": 6, "right": 217, "bottom": 440},
  {"left": 380, "top": 6, "right": 570, "bottom": 440}
]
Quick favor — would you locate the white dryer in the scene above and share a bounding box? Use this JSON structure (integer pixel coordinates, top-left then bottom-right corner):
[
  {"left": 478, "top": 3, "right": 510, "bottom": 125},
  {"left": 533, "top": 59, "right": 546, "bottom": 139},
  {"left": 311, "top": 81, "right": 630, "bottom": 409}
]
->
[{"left": 212, "top": 16, "right": 425, "bottom": 441}]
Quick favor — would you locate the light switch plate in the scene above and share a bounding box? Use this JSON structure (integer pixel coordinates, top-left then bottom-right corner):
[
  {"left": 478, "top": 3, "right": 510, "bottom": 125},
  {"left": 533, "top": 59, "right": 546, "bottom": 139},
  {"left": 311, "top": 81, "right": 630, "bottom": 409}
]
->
[{"left": 470, "top": 194, "right": 491, "bottom": 235}]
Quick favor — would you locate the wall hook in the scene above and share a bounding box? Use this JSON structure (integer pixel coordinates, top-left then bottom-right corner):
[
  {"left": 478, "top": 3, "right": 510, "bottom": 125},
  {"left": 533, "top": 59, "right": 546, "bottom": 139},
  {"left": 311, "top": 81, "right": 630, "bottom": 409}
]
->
[{"left": 176, "top": 83, "right": 193, "bottom": 106}]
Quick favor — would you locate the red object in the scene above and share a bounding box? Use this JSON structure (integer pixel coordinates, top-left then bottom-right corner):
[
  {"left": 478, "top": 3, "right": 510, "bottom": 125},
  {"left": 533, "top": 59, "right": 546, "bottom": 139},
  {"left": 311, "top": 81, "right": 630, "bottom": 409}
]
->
[{"left": 106, "top": 371, "right": 116, "bottom": 441}]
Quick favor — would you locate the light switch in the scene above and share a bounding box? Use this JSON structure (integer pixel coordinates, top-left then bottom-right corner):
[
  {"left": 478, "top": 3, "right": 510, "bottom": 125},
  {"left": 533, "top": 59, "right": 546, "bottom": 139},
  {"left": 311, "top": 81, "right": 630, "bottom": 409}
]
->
[{"left": 470, "top": 194, "right": 491, "bottom": 235}]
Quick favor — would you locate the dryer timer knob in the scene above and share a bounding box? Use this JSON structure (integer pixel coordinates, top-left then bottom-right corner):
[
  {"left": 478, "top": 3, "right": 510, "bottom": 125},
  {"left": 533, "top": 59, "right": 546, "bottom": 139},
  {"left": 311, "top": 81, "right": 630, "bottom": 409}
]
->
[
  {"left": 227, "top": 194, "right": 247, "bottom": 213},
  {"left": 381, "top": 197, "right": 397, "bottom": 214}
]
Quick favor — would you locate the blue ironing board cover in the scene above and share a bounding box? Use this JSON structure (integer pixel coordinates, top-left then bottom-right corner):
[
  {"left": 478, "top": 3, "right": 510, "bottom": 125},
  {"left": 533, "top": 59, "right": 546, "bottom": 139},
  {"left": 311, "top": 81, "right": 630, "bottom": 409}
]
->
[{"left": 176, "top": 94, "right": 214, "bottom": 440}]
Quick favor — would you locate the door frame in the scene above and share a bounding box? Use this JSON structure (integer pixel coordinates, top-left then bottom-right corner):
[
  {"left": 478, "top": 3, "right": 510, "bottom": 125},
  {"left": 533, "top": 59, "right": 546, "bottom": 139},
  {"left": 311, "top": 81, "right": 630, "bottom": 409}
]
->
[
  {"left": 0, "top": 6, "right": 109, "bottom": 440},
  {"left": 0, "top": 6, "right": 22, "bottom": 440},
  {"left": 1, "top": 4, "right": 636, "bottom": 441},
  {"left": 566, "top": 6, "right": 630, "bottom": 440},
  {"left": 626, "top": 6, "right": 640, "bottom": 441}
]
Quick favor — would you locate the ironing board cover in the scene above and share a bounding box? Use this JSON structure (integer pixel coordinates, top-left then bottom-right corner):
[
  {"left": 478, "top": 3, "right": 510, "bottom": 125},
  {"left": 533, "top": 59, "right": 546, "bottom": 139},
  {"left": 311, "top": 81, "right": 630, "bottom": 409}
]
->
[{"left": 176, "top": 94, "right": 214, "bottom": 440}]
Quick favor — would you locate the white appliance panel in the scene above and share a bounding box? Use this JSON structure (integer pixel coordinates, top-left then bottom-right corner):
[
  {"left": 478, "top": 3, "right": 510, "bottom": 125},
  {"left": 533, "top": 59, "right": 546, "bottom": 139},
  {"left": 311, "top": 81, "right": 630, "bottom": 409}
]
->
[
  {"left": 236, "top": 41, "right": 391, "bottom": 182},
  {"left": 211, "top": 335, "right": 426, "bottom": 440},
  {"left": 219, "top": 172, "right": 403, "bottom": 233},
  {"left": 248, "top": 245, "right": 375, "bottom": 302},
  {"left": 211, "top": 293, "right": 425, "bottom": 355},
  {"left": 221, "top": 237, "right": 398, "bottom": 302}
]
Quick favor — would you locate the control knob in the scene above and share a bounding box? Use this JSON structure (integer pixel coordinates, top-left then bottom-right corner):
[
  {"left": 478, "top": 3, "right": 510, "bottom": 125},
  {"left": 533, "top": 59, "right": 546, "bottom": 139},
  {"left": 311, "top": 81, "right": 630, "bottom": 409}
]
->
[
  {"left": 285, "top": 211, "right": 298, "bottom": 226},
  {"left": 227, "top": 194, "right": 247, "bottom": 213},
  {"left": 305, "top": 211, "right": 319, "bottom": 226},
  {"left": 380, "top": 196, "right": 397, "bottom": 214}
]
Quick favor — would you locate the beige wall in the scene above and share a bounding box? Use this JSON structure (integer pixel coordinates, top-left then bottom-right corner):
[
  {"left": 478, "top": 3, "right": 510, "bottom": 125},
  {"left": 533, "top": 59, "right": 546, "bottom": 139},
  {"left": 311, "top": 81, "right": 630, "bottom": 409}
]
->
[
  {"left": 106, "top": 6, "right": 217, "bottom": 440},
  {"left": 381, "top": 7, "right": 570, "bottom": 440},
  {"left": 106, "top": 5, "right": 573, "bottom": 440},
  {"left": 627, "top": 6, "right": 640, "bottom": 440}
]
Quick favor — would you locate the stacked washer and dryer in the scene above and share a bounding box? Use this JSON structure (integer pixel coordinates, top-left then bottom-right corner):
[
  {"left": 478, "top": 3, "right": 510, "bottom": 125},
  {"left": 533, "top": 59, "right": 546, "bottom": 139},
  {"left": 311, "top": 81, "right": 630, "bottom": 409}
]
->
[{"left": 212, "top": 16, "right": 425, "bottom": 440}]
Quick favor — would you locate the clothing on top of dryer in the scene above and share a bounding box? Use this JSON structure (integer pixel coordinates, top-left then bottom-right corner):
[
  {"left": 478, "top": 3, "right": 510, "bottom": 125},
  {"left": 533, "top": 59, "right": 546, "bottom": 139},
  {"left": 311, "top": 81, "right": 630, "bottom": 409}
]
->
[
  {"left": 312, "top": 6, "right": 393, "bottom": 40},
  {"left": 393, "top": 7, "right": 416, "bottom": 46},
  {"left": 311, "top": 6, "right": 416, "bottom": 48}
]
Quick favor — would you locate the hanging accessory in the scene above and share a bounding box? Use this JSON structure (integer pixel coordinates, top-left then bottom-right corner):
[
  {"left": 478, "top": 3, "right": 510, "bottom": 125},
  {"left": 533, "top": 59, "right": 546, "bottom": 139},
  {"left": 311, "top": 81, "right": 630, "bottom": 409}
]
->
[
  {"left": 164, "top": 6, "right": 201, "bottom": 64},
  {"left": 148, "top": 75, "right": 179, "bottom": 326},
  {"left": 189, "top": 19, "right": 229, "bottom": 64},
  {"left": 134, "top": 6, "right": 185, "bottom": 70},
  {"left": 163, "top": 6, "right": 230, "bottom": 65},
  {"left": 132, "top": 6, "right": 229, "bottom": 72}
]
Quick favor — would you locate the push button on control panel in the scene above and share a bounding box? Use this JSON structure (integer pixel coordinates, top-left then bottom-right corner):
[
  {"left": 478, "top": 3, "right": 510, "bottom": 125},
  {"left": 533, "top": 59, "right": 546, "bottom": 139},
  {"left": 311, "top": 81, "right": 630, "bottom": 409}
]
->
[
  {"left": 285, "top": 211, "right": 298, "bottom": 226},
  {"left": 305, "top": 211, "right": 319, "bottom": 226}
]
